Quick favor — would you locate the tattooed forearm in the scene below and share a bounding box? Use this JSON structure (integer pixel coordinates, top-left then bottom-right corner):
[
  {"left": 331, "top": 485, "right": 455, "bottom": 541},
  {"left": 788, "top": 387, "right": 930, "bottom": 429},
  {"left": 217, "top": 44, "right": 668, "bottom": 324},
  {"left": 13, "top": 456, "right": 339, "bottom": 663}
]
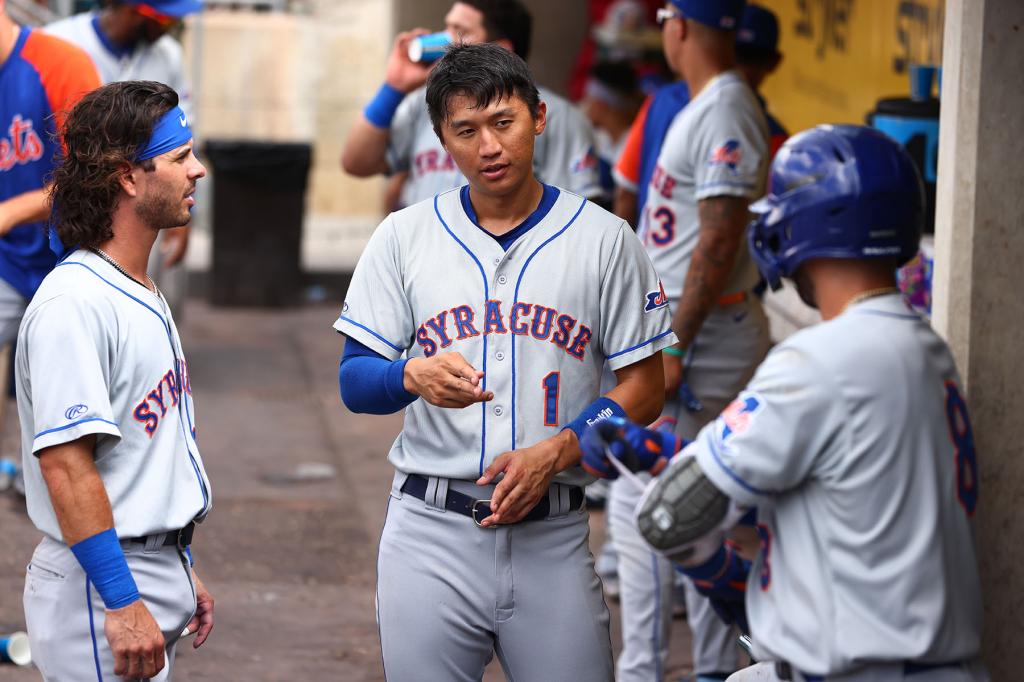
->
[{"left": 671, "top": 195, "right": 750, "bottom": 349}]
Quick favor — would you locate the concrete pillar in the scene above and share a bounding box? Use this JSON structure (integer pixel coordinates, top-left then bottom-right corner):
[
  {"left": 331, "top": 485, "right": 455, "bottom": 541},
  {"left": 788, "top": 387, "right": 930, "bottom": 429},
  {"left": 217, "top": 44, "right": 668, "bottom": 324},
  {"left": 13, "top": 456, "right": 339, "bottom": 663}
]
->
[{"left": 932, "top": 0, "right": 1024, "bottom": 676}]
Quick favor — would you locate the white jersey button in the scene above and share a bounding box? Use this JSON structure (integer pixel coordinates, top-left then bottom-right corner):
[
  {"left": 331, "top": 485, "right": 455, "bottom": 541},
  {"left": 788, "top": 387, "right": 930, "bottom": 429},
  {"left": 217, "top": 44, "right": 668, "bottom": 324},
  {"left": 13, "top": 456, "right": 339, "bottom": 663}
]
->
[
  {"left": 497, "top": 275, "right": 508, "bottom": 285},
  {"left": 493, "top": 257, "right": 501, "bottom": 265},
  {"left": 493, "top": 406, "right": 504, "bottom": 416},
  {"left": 495, "top": 351, "right": 505, "bottom": 361}
]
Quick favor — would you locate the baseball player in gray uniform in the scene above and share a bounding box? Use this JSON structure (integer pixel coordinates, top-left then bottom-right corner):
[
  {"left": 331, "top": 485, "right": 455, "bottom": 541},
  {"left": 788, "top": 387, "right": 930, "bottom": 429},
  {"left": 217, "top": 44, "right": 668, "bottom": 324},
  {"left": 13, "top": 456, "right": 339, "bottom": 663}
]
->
[
  {"left": 341, "top": 0, "right": 601, "bottom": 208},
  {"left": 609, "top": 1, "right": 770, "bottom": 679},
  {"left": 584, "top": 125, "right": 987, "bottom": 681},
  {"left": 335, "top": 43, "right": 673, "bottom": 681},
  {"left": 18, "top": 81, "right": 213, "bottom": 681}
]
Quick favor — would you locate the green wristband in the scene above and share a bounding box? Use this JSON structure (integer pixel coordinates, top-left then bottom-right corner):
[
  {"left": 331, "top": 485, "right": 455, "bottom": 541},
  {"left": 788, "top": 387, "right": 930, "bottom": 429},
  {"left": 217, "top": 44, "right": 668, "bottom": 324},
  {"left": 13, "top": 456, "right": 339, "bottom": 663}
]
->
[{"left": 662, "top": 346, "right": 687, "bottom": 358}]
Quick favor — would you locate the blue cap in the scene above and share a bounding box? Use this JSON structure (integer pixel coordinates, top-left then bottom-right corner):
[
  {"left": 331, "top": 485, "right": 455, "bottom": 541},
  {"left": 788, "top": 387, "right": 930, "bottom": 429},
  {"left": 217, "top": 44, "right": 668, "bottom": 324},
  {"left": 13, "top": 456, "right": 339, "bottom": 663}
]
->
[
  {"left": 128, "top": 0, "right": 203, "bottom": 18},
  {"left": 737, "top": 4, "right": 779, "bottom": 53},
  {"left": 669, "top": 0, "right": 745, "bottom": 31}
]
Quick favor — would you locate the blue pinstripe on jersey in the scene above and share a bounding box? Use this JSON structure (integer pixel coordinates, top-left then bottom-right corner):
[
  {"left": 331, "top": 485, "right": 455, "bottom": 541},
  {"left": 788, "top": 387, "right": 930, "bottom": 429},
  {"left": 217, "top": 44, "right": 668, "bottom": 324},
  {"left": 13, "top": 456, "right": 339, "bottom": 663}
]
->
[
  {"left": 87, "top": 579, "right": 103, "bottom": 681},
  {"left": 510, "top": 197, "right": 587, "bottom": 450},
  {"left": 433, "top": 196, "right": 491, "bottom": 477}
]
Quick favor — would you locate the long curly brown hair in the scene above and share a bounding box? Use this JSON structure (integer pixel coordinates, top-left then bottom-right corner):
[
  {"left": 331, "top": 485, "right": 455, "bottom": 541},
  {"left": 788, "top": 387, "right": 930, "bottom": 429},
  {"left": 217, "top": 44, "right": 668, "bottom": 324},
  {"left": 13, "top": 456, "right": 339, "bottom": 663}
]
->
[{"left": 49, "top": 81, "right": 178, "bottom": 250}]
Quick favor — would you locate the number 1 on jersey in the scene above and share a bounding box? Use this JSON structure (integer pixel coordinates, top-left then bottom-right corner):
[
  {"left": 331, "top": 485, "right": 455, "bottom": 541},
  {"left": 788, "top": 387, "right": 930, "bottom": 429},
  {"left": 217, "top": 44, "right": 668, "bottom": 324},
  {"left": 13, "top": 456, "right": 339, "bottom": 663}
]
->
[{"left": 542, "top": 372, "right": 560, "bottom": 426}]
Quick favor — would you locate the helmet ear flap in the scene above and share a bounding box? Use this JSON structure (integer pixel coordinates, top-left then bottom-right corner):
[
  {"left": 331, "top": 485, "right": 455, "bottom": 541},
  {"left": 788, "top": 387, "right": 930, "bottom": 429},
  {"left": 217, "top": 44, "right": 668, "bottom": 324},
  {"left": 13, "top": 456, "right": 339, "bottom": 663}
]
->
[{"left": 747, "top": 212, "right": 784, "bottom": 290}]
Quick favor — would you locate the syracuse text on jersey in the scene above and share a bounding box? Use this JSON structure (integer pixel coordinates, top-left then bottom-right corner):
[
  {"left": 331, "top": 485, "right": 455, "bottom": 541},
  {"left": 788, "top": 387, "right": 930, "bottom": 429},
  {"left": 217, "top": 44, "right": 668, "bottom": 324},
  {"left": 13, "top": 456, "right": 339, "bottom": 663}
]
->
[
  {"left": 133, "top": 358, "right": 194, "bottom": 438},
  {"left": 415, "top": 301, "right": 594, "bottom": 361}
]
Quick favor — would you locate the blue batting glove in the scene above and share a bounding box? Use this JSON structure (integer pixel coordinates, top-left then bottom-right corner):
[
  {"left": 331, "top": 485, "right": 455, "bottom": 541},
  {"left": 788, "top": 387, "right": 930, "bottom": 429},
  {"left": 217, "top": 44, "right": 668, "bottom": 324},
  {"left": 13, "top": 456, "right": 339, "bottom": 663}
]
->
[{"left": 580, "top": 417, "right": 685, "bottom": 479}]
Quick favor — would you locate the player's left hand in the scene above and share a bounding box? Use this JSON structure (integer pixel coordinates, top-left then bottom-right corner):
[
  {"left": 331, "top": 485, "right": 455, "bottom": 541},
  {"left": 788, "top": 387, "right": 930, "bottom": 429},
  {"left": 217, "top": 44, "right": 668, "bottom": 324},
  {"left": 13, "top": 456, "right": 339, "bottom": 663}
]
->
[
  {"left": 184, "top": 570, "right": 214, "bottom": 649},
  {"left": 580, "top": 417, "right": 682, "bottom": 479},
  {"left": 475, "top": 430, "right": 577, "bottom": 526},
  {"left": 161, "top": 225, "right": 191, "bottom": 268}
]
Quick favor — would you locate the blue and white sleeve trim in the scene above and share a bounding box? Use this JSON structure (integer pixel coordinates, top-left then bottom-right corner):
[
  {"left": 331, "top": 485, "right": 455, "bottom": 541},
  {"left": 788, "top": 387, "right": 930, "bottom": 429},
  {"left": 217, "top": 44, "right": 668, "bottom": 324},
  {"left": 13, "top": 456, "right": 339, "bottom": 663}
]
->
[
  {"left": 606, "top": 328, "right": 677, "bottom": 371},
  {"left": 333, "top": 316, "right": 404, "bottom": 361},
  {"left": 693, "top": 435, "right": 771, "bottom": 507},
  {"left": 33, "top": 417, "right": 121, "bottom": 455}
]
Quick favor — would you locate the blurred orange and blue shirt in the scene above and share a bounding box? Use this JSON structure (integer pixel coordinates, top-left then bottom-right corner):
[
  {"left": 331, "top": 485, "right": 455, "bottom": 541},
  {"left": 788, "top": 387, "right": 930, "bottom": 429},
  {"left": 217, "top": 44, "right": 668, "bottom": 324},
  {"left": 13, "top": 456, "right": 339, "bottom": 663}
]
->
[{"left": 1, "top": 27, "right": 99, "bottom": 297}]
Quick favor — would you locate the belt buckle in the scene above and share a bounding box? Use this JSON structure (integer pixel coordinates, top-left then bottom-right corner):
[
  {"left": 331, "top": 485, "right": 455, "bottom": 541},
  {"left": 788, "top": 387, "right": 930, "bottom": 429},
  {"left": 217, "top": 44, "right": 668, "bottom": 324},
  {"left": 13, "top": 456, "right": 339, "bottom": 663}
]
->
[{"left": 471, "top": 499, "right": 494, "bottom": 528}]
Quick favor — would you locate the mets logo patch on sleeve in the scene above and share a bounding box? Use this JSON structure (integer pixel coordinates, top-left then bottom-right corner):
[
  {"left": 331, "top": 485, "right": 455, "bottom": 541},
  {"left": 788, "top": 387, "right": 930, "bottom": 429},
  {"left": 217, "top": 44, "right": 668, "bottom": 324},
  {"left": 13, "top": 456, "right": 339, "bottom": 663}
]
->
[
  {"left": 644, "top": 281, "right": 669, "bottom": 313},
  {"left": 708, "top": 139, "right": 742, "bottom": 173},
  {"left": 718, "top": 392, "right": 763, "bottom": 444}
]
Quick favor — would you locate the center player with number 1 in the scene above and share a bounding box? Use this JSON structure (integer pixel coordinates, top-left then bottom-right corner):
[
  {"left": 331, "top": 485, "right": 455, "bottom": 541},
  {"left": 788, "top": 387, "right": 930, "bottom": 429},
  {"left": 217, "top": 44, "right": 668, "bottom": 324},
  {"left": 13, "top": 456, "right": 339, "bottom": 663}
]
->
[{"left": 335, "top": 43, "right": 674, "bottom": 680}]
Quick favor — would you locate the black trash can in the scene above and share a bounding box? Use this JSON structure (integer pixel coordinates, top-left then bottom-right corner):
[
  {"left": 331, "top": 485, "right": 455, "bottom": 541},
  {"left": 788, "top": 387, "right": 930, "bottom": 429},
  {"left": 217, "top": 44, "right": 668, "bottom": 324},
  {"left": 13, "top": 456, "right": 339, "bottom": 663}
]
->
[{"left": 202, "top": 140, "right": 312, "bottom": 307}]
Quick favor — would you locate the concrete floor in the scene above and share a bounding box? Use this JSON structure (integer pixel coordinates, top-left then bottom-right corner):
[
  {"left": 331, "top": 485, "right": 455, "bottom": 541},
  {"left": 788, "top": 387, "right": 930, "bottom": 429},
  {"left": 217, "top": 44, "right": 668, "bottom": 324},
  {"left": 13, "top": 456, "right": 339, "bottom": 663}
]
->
[{"left": 0, "top": 300, "right": 701, "bottom": 680}]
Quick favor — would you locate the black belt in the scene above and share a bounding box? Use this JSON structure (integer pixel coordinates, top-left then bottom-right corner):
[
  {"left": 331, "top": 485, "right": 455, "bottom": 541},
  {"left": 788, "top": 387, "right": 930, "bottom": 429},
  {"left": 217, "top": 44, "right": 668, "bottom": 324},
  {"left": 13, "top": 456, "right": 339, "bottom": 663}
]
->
[
  {"left": 123, "top": 522, "right": 195, "bottom": 550},
  {"left": 775, "top": 659, "right": 967, "bottom": 681},
  {"left": 401, "top": 474, "right": 584, "bottom": 527}
]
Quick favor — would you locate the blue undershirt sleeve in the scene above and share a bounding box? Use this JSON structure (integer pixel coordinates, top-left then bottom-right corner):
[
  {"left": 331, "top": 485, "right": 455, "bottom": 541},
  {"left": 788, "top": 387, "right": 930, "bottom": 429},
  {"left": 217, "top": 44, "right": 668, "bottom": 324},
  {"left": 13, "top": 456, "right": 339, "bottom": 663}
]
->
[{"left": 339, "top": 337, "right": 418, "bottom": 415}]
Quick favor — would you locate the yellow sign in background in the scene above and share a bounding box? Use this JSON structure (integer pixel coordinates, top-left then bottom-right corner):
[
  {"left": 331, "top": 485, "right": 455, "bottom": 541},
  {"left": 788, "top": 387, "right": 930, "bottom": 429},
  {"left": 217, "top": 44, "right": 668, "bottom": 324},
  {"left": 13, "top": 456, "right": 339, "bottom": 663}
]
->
[{"left": 758, "top": 0, "right": 945, "bottom": 134}]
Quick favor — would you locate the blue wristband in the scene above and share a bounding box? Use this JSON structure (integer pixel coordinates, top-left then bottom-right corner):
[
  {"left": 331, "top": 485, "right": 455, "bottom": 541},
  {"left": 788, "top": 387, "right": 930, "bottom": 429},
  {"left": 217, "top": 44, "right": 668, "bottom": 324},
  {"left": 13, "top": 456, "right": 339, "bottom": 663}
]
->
[
  {"left": 70, "top": 529, "right": 140, "bottom": 610},
  {"left": 364, "top": 83, "right": 405, "bottom": 128},
  {"left": 564, "top": 396, "right": 627, "bottom": 443}
]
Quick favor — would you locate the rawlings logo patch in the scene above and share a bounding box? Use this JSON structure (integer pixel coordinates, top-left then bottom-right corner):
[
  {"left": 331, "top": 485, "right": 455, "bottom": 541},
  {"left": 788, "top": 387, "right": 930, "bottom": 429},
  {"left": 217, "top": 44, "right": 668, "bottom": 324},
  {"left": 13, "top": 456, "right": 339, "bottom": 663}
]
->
[
  {"left": 719, "top": 392, "right": 763, "bottom": 443},
  {"left": 64, "top": 404, "right": 88, "bottom": 420},
  {"left": 644, "top": 281, "right": 669, "bottom": 313}
]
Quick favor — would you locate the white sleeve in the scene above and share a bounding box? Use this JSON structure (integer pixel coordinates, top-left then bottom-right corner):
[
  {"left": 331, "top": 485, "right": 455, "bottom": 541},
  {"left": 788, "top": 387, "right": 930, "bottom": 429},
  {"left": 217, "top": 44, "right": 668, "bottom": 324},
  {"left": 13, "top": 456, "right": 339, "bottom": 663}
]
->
[
  {"left": 22, "top": 295, "right": 122, "bottom": 454},
  {"left": 692, "top": 345, "right": 842, "bottom": 507},
  {"left": 599, "top": 223, "right": 677, "bottom": 370},
  {"left": 385, "top": 92, "right": 421, "bottom": 175},
  {"left": 332, "top": 216, "right": 414, "bottom": 359},
  {"left": 536, "top": 99, "right": 602, "bottom": 198},
  {"left": 692, "top": 99, "right": 767, "bottom": 201}
]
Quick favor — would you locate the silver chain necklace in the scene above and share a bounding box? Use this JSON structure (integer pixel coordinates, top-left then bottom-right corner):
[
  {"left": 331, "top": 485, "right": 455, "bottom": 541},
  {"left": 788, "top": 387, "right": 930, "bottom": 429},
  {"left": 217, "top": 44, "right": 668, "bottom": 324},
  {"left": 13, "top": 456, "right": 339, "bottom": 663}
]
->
[{"left": 90, "top": 247, "right": 157, "bottom": 294}]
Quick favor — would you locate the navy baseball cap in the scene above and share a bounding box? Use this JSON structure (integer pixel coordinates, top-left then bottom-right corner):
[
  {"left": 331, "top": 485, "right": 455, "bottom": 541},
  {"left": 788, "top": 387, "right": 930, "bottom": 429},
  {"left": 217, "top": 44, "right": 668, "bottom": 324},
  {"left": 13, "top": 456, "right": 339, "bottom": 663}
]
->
[
  {"left": 127, "top": 0, "right": 203, "bottom": 18},
  {"left": 737, "top": 4, "right": 779, "bottom": 53},
  {"left": 668, "top": 0, "right": 746, "bottom": 30}
]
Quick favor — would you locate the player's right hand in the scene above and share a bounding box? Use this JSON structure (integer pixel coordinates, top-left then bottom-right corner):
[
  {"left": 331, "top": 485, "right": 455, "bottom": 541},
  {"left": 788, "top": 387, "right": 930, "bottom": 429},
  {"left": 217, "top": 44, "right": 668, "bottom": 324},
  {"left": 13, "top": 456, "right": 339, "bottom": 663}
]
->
[
  {"left": 404, "top": 352, "right": 494, "bottom": 408},
  {"left": 385, "top": 29, "right": 434, "bottom": 93},
  {"left": 580, "top": 417, "right": 682, "bottom": 479},
  {"left": 105, "top": 599, "right": 166, "bottom": 679}
]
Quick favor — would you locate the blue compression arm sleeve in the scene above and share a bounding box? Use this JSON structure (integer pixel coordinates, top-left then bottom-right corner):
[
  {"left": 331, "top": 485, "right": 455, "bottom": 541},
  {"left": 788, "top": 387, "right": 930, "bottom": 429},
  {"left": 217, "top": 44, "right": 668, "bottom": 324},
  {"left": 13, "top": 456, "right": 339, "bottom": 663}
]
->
[
  {"left": 339, "top": 338, "right": 418, "bottom": 415},
  {"left": 70, "top": 528, "right": 140, "bottom": 609}
]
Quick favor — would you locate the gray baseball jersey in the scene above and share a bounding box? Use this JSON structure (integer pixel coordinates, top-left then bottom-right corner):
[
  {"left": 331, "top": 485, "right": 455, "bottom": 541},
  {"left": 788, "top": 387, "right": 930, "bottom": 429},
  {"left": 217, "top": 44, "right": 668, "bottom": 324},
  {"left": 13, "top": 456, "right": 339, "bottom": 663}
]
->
[
  {"left": 17, "top": 249, "right": 211, "bottom": 541},
  {"left": 45, "top": 12, "right": 192, "bottom": 118},
  {"left": 690, "top": 294, "right": 983, "bottom": 675},
  {"left": 387, "top": 86, "right": 601, "bottom": 207},
  {"left": 335, "top": 185, "right": 674, "bottom": 485},
  {"left": 338, "top": 185, "right": 672, "bottom": 680},
  {"left": 613, "top": 69, "right": 770, "bottom": 681},
  {"left": 636, "top": 70, "right": 768, "bottom": 304}
]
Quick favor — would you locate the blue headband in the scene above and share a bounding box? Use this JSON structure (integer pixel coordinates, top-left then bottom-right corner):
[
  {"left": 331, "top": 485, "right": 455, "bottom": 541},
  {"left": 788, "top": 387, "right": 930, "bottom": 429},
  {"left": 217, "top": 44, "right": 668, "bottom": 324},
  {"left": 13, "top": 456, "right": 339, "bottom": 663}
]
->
[{"left": 136, "top": 106, "right": 192, "bottom": 162}]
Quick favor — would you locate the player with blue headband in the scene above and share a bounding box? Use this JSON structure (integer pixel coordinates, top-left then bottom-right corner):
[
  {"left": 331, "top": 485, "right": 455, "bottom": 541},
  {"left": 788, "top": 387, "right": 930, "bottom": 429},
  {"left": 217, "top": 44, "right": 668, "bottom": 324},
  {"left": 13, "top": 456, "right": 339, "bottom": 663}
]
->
[
  {"left": 136, "top": 104, "right": 193, "bottom": 162},
  {"left": 21, "top": 81, "right": 213, "bottom": 681}
]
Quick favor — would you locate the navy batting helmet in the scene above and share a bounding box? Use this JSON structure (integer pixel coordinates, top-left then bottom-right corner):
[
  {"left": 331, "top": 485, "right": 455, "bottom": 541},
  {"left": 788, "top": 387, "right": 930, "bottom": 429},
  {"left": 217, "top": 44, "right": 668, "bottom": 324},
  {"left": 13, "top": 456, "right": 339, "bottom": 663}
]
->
[{"left": 748, "top": 124, "right": 924, "bottom": 290}]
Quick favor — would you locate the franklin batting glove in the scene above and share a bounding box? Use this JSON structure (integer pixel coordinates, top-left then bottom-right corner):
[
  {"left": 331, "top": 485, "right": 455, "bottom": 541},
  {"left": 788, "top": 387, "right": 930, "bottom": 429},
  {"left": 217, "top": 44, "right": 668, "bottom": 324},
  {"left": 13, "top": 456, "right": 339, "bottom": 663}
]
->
[{"left": 580, "top": 417, "right": 684, "bottom": 479}]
